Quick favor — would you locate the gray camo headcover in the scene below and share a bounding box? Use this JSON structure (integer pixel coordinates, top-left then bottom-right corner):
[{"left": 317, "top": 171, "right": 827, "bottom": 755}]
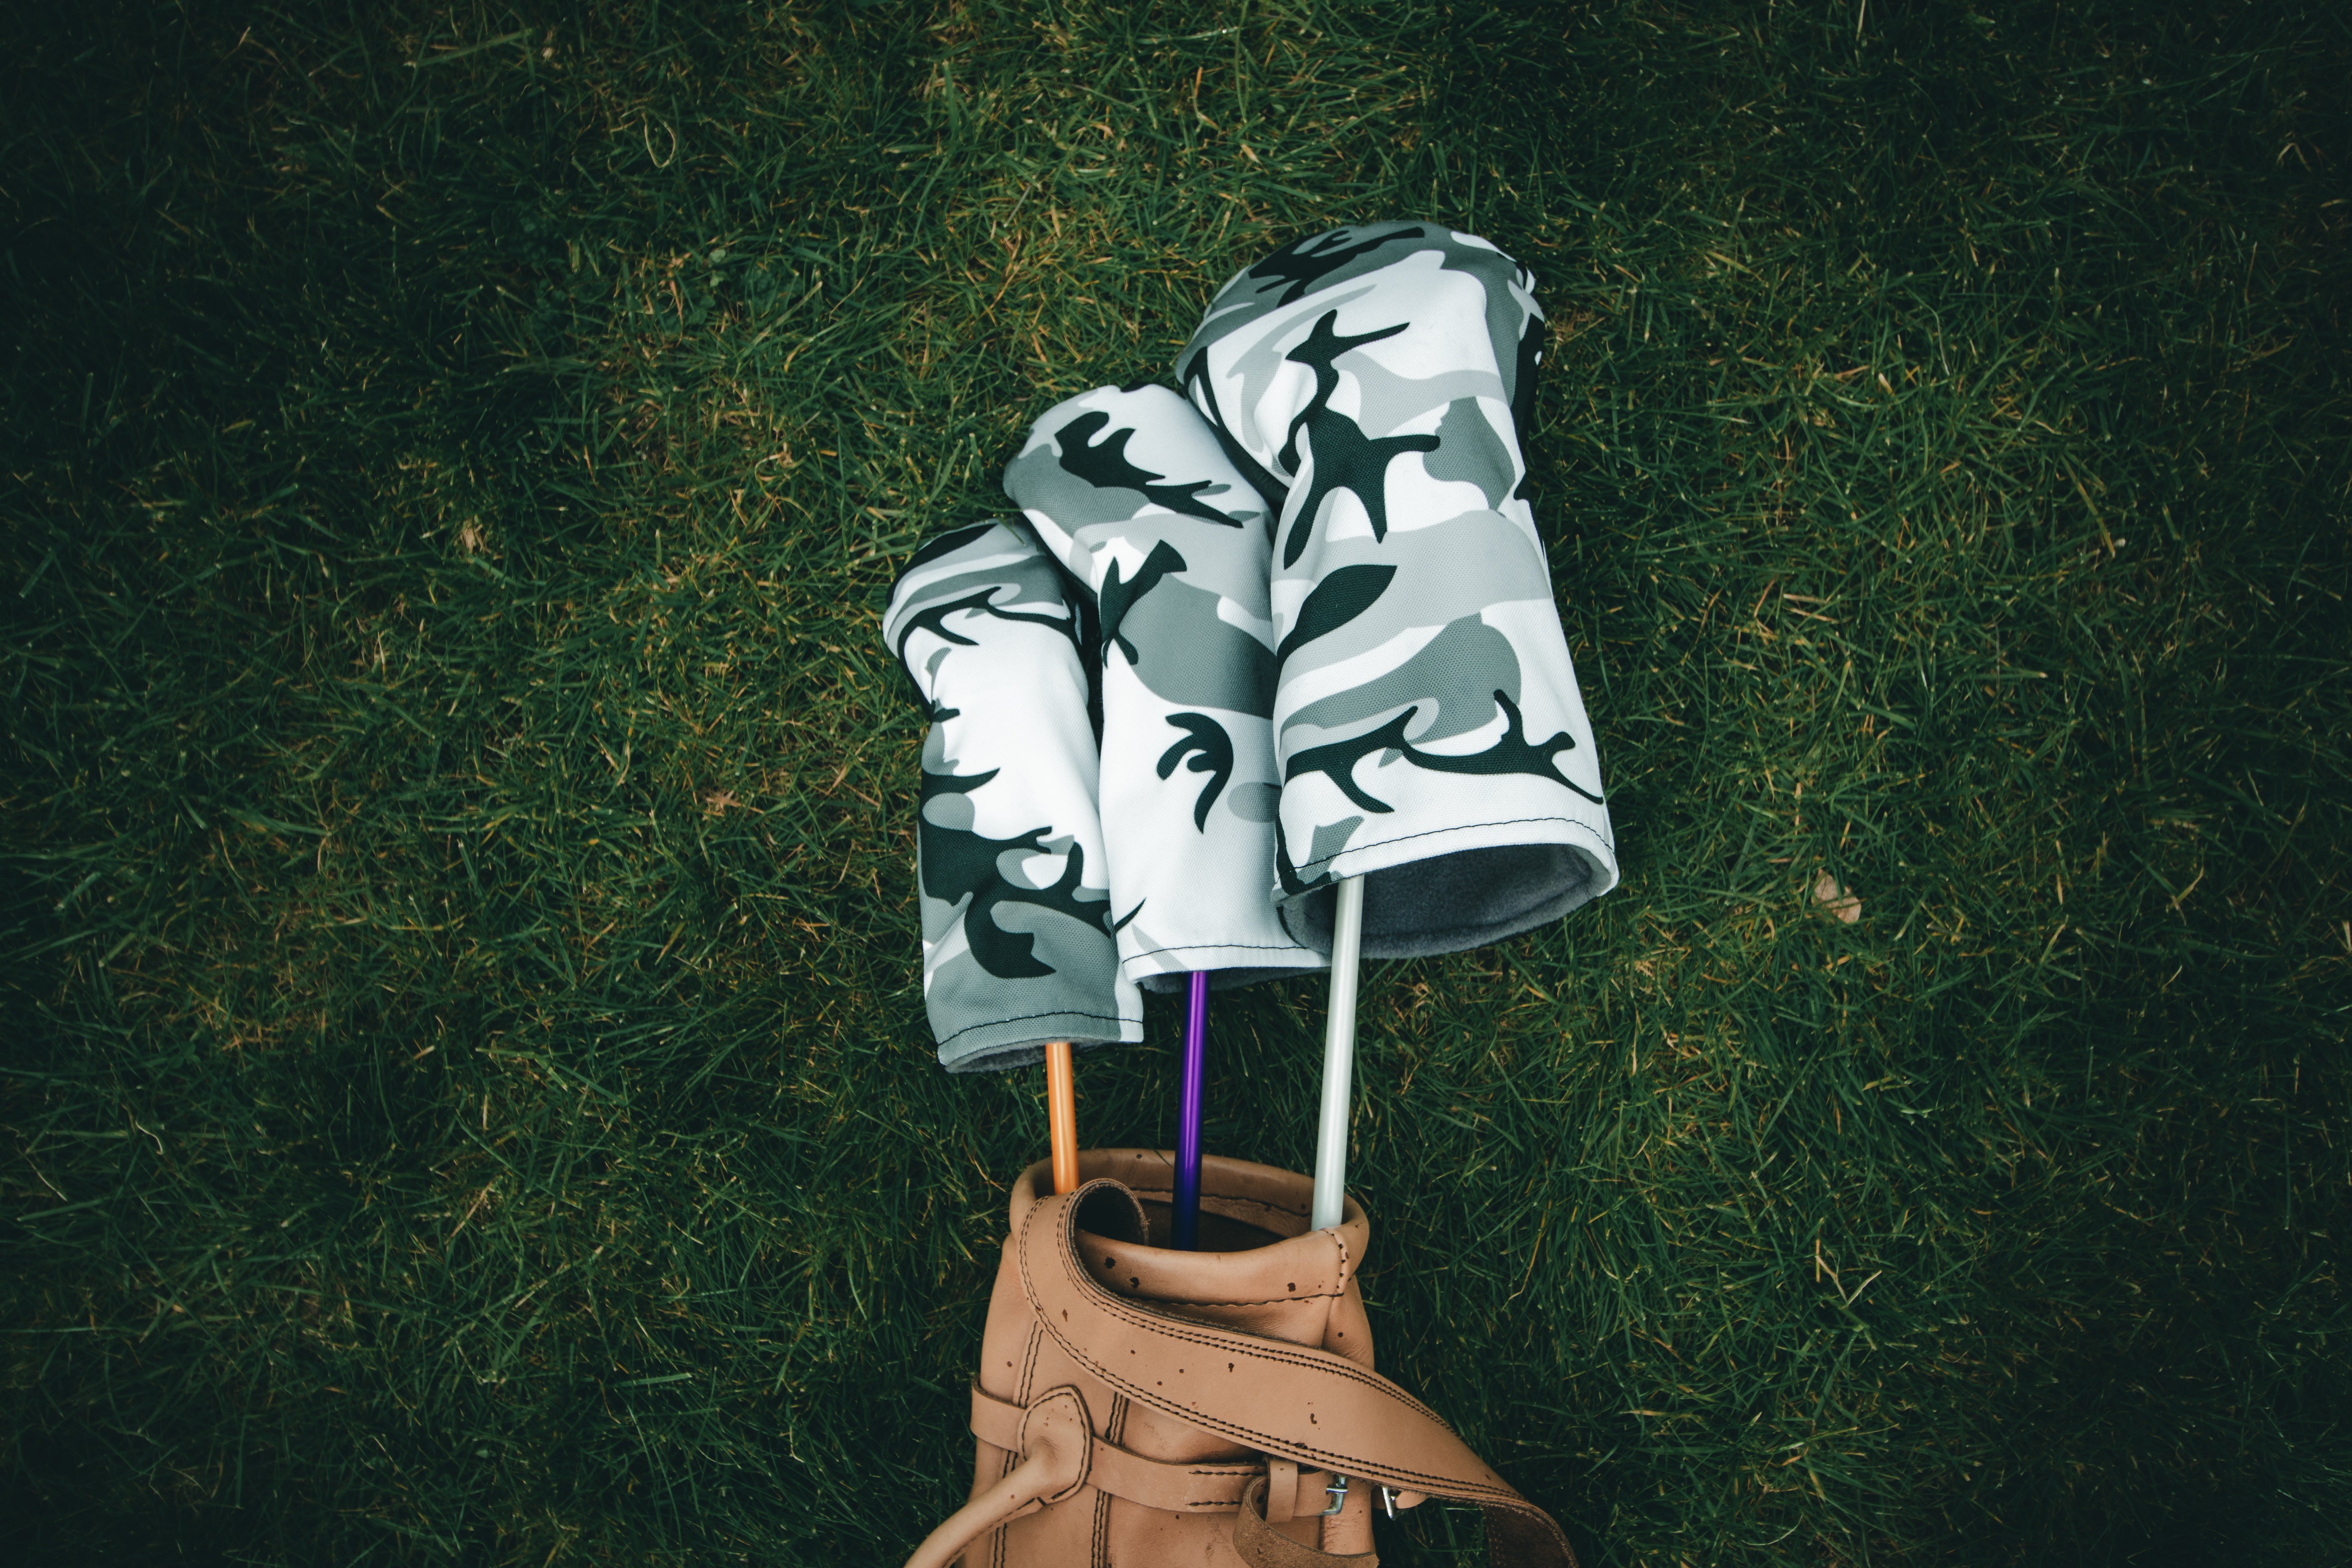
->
[
  {"left": 882, "top": 222, "right": 1622, "bottom": 1069},
  {"left": 881, "top": 521, "right": 1141, "bottom": 1073},
  {"left": 1177, "top": 221, "right": 1620, "bottom": 956},
  {"left": 1004, "top": 384, "right": 1327, "bottom": 992}
]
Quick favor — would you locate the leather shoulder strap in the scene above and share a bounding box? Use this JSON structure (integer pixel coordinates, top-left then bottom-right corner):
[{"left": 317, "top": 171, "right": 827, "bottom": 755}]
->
[{"left": 1019, "top": 1181, "right": 1579, "bottom": 1568}]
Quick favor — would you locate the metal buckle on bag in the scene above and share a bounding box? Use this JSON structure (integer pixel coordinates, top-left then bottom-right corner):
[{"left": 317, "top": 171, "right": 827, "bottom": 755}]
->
[
  {"left": 1322, "top": 1474, "right": 1349, "bottom": 1516},
  {"left": 1380, "top": 1485, "right": 1399, "bottom": 1519}
]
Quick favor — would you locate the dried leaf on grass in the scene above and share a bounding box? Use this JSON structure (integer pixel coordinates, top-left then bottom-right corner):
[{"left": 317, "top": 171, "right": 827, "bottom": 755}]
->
[{"left": 1812, "top": 871, "right": 1862, "bottom": 924}]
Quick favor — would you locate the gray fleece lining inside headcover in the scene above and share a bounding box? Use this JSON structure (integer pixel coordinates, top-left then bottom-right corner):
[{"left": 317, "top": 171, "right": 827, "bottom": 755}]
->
[{"left": 1279, "top": 842, "right": 1605, "bottom": 959}]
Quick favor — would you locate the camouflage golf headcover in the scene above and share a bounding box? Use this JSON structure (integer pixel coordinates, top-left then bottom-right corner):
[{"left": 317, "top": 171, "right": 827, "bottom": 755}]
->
[
  {"left": 882, "top": 521, "right": 1142, "bottom": 1072},
  {"left": 1177, "top": 222, "right": 1620, "bottom": 956},
  {"left": 1003, "top": 384, "right": 1326, "bottom": 992}
]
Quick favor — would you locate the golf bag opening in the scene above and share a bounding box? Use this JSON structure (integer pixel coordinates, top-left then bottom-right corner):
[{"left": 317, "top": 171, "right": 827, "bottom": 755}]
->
[
  {"left": 1122, "top": 1193, "right": 1293, "bottom": 1254},
  {"left": 1072, "top": 1179, "right": 1150, "bottom": 1247},
  {"left": 1065, "top": 1151, "right": 1331, "bottom": 1255}
]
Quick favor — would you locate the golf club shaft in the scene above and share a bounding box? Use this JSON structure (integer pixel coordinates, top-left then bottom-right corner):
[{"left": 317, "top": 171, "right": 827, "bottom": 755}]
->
[
  {"left": 1173, "top": 971, "right": 1210, "bottom": 1249},
  {"left": 1045, "top": 1040, "right": 1080, "bottom": 1195},
  {"left": 1311, "top": 876, "right": 1365, "bottom": 1231}
]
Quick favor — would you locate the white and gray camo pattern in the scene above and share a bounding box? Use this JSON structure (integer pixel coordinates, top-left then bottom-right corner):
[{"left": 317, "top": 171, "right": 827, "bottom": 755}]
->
[
  {"left": 1177, "top": 222, "right": 1620, "bottom": 957},
  {"left": 883, "top": 223, "right": 1623, "bottom": 1069},
  {"left": 880, "top": 521, "right": 1142, "bottom": 1073},
  {"left": 1004, "top": 383, "right": 1328, "bottom": 992}
]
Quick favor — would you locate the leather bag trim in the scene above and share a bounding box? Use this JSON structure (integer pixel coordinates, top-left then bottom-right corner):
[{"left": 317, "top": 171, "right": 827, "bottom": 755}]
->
[
  {"left": 1017, "top": 1179, "right": 1580, "bottom": 1568},
  {"left": 971, "top": 1383, "right": 1333, "bottom": 1514}
]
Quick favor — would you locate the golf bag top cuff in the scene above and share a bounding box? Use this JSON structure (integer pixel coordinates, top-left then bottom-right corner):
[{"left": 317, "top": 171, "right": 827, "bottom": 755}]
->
[{"left": 882, "top": 518, "right": 1143, "bottom": 1073}]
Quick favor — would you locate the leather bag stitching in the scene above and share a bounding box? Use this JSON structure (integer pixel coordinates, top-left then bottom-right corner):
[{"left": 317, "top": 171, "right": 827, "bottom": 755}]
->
[
  {"left": 1020, "top": 1185, "right": 1525, "bottom": 1500},
  {"left": 1096, "top": 1290, "right": 1344, "bottom": 1307},
  {"left": 1041, "top": 1197, "right": 1457, "bottom": 1424},
  {"left": 974, "top": 1383, "right": 1337, "bottom": 1516}
]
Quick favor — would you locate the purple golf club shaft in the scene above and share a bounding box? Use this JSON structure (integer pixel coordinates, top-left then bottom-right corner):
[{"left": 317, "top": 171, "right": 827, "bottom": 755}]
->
[{"left": 1173, "top": 971, "right": 1210, "bottom": 1249}]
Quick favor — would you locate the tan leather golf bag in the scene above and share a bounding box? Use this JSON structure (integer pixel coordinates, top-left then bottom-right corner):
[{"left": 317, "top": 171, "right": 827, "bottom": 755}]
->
[{"left": 904, "top": 1149, "right": 1578, "bottom": 1568}]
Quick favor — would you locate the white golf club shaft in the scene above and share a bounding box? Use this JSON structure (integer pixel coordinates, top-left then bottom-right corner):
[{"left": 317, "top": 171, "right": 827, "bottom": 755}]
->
[{"left": 1311, "top": 875, "right": 1365, "bottom": 1231}]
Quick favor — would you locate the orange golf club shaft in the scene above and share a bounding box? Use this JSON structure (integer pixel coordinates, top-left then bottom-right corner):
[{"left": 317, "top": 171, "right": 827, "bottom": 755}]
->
[{"left": 1044, "top": 1040, "right": 1079, "bottom": 1195}]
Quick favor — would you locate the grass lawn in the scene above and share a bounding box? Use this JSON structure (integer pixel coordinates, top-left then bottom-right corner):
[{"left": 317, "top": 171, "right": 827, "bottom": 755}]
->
[{"left": 3, "top": 2, "right": 2348, "bottom": 1563}]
